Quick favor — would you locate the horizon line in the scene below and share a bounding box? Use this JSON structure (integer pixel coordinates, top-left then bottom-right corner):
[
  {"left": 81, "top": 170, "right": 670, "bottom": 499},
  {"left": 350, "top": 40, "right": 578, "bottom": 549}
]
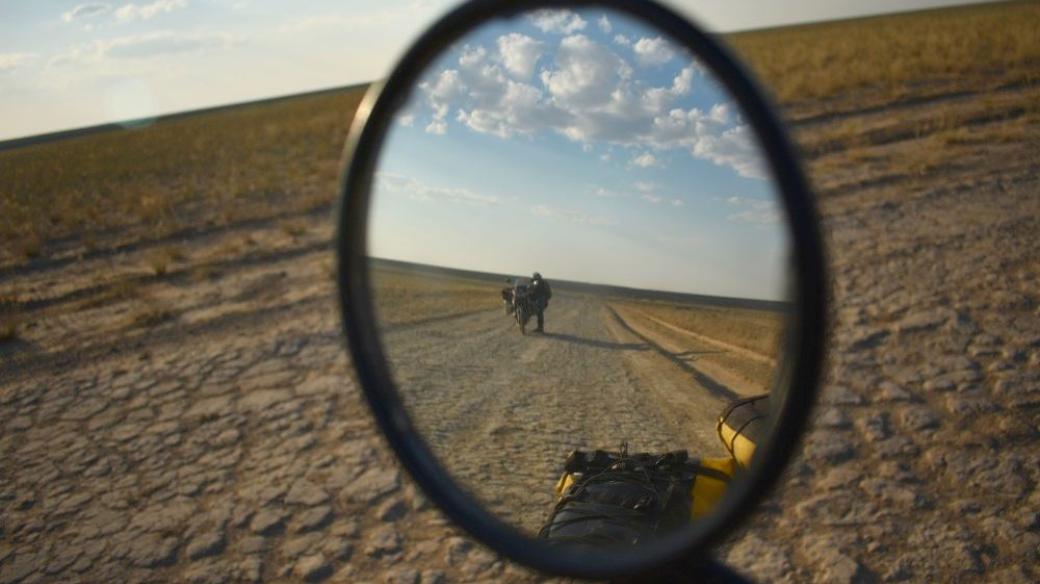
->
[
  {"left": 370, "top": 256, "right": 791, "bottom": 308},
  {"left": 0, "top": 81, "right": 373, "bottom": 152},
  {"left": 0, "top": 0, "right": 1002, "bottom": 149}
]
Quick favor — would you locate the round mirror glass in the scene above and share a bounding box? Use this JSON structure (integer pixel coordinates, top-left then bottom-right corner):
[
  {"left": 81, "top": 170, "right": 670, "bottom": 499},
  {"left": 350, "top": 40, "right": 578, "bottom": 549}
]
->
[{"left": 363, "top": 5, "right": 794, "bottom": 549}]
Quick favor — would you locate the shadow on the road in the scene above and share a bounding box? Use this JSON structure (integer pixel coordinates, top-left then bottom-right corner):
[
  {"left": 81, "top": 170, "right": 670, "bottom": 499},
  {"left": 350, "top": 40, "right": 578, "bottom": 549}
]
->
[
  {"left": 605, "top": 307, "right": 739, "bottom": 402},
  {"left": 541, "top": 332, "right": 648, "bottom": 351}
]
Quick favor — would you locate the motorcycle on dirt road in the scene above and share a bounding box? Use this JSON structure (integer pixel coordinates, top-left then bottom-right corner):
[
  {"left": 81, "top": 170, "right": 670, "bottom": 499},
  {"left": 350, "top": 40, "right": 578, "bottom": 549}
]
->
[{"left": 512, "top": 286, "right": 537, "bottom": 335}]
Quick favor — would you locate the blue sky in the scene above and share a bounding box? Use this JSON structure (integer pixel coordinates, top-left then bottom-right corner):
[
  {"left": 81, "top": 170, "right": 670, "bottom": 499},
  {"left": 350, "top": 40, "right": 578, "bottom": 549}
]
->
[
  {"left": 0, "top": 0, "right": 994, "bottom": 141},
  {"left": 368, "top": 9, "right": 789, "bottom": 299}
]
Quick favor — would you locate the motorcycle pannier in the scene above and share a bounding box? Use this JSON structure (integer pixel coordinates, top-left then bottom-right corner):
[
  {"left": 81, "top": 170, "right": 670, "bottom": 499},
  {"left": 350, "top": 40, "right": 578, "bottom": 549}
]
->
[{"left": 716, "top": 394, "right": 770, "bottom": 469}]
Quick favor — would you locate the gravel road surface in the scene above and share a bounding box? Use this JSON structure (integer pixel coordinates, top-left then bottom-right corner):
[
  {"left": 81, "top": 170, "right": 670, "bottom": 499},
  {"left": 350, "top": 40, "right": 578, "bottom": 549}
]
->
[{"left": 382, "top": 295, "right": 744, "bottom": 534}]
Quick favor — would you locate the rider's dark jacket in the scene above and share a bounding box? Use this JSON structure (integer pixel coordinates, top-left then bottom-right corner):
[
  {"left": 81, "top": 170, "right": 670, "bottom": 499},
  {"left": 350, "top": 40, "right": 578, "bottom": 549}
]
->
[{"left": 530, "top": 278, "right": 552, "bottom": 304}]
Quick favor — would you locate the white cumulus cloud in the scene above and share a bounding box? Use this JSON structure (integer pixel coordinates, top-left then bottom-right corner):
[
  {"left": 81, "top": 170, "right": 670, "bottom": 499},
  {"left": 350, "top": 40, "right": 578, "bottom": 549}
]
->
[
  {"left": 456, "top": 78, "right": 556, "bottom": 138},
  {"left": 633, "top": 181, "right": 663, "bottom": 202},
  {"left": 725, "top": 196, "right": 780, "bottom": 224},
  {"left": 531, "top": 204, "right": 615, "bottom": 226},
  {"left": 458, "top": 45, "right": 486, "bottom": 68},
  {"left": 419, "top": 68, "right": 465, "bottom": 134},
  {"left": 497, "top": 33, "right": 543, "bottom": 80},
  {"left": 425, "top": 119, "right": 446, "bottom": 134},
  {"left": 598, "top": 15, "right": 612, "bottom": 33},
  {"left": 592, "top": 186, "right": 625, "bottom": 198},
  {"left": 114, "top": 0, "right": 188, "bottom": 23},
  {"left": 708, "top": 102, "right": 730, "bottom": 123},
  {"left": 62, "top": 3, "right": 112, "bottom": 23},
  {"left": 409, "top": 33, "right": 765, "bottom": 179},
  {"left": 646, "top": 107, "right": 765, "bottom": 178},
  {"left": 377, "top": 172, "right": 501, "bottom": 206},
  {"left": 642, "top": 65, "right": 695, "bottom": 111},
  {"left": 540, "top": 34, "right": 627, "bottom": 108},
  {"left": 527, "top": 9, "right": 586, "bottom": 34},
  {"left": 693, "top": 125, "right": 767, "bottom": 179},
  {"left": 631, "top": 152, "right": 659, "bottom": 168},
  {"left": 423, "top": 68, "right": 464, "bottom": 100},
  {"left": 633, "top": 36, "right": 676, "bottom": 66}
]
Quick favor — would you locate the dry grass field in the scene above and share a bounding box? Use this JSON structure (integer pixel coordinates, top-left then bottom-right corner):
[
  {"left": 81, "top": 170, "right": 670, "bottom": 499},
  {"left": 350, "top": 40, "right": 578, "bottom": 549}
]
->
[
  {"left": 0, "top": 88, "right": 364, "bottom": 265},
  {"left": 0, "top": 2, "right": 1035, "bottom": 266},
  {"left": 2, "top": 2, "right": 1039, "bottom": 582},
  {"left": 608, "top": 299, "right": 784, "bottom": 392},
  {"left": 610, "top": 299, "right": 784, "bottom": 359},
  {"left": 729, "top": 0, "right": 1040, "bottom": 104},
  {"left": 370, "top": 267, "right": 502, "bottom": 327}
]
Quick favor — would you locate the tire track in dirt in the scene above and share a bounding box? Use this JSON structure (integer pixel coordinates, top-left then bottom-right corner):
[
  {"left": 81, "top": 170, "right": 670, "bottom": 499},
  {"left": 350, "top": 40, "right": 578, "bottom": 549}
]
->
[
  {"left": 631, "top": 309, "right": 776, "bottom": 367},
  {"left": 0, "top": 204, "right": 334, "bottom": 279},
  {"left": 606, "top": 305, "right": 755, "bottom": 400},
  {"left": 786, "top": 78, "right": 1040, "bottom": 128}
]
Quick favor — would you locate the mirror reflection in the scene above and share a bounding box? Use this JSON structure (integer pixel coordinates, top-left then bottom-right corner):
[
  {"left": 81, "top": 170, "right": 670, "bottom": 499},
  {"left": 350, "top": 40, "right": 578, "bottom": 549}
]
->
[{"left": 367, "top": 7, "right": 792, "bottom": 545}]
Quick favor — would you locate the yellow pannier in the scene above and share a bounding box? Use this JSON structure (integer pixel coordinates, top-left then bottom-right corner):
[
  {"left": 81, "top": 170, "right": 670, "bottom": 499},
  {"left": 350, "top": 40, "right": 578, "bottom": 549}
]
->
[{"left": 717, "top": 394, "right": 771, "bottom": 469}]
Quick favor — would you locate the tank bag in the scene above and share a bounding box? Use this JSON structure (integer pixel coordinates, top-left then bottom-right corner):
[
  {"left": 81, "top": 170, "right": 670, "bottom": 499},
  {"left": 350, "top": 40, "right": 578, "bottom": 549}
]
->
[{"left": 539, "top": 448, "right": 733, "bottom": 547}]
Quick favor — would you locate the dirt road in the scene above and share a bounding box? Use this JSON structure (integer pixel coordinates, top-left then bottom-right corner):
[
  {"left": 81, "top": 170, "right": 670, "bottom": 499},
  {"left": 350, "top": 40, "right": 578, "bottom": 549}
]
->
[{"left": 381, "top": 294, "right": 750, "bottom": 533}]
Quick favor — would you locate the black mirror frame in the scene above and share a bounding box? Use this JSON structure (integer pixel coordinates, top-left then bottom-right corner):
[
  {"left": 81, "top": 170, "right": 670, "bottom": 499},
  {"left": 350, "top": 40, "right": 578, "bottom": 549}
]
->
[{"left": 335, "top": 0, "right": 827, "bottom": 579}]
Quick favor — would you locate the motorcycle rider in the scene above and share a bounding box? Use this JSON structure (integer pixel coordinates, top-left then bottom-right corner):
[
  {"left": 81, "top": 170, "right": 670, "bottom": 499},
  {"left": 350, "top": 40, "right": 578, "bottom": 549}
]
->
[{"left": 529, "top": 272, "right": 552, "bottom": 333}]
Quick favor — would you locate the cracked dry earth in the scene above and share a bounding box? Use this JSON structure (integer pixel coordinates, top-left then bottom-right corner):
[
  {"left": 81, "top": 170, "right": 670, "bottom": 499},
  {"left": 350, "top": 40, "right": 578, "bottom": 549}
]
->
[{"left": 2, "top": 88, "right": 1040, "bottom": 582}]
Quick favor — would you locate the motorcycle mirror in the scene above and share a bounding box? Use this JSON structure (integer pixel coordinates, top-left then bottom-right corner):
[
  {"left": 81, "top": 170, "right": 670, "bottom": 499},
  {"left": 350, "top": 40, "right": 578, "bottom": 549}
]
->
[{"left": 335, "top": 0, "right": 826, "bottom": 579}]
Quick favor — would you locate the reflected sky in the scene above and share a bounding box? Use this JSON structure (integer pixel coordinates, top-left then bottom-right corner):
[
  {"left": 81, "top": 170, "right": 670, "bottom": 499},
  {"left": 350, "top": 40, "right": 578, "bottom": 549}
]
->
[{"left": 369, "top": 9, "right": 789, "bottom": 300}]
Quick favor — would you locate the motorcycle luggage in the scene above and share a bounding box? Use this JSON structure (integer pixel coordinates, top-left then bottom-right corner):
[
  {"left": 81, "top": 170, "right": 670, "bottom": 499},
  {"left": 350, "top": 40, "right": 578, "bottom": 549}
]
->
[
  {"left": 540, "top": 448, "right": 733, "bottom": 546},
  {"left": 716, "top": 394, "right": 770, "bottom": 469}
]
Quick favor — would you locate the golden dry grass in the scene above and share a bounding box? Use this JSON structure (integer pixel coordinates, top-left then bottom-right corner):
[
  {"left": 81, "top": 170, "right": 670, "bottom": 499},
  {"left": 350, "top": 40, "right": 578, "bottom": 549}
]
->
[
  {"left": 371, "top": 267, "right": 503, "bottom": 327},
  {"left": 145, "top": 246, "right": 185, "bottom": 277},
  {"left": 613, "top": 299, "right": 785, "bottom": 359},
  {"left": 76, "top": 275, "right": 141, "bottom": 311},
  {"left": 728, "top": 0, "right": 1040, "bottom": 104},
  {"left": 2, "top": 2, "right": 1037, "bottom": 268},
  {"left": 280, "top": 219, "right": 309, "bottom": 239},
  {"left": 129, "top": 299, "right": 176, "bottom": 327},
  {"left": 191, "top": 264, "right": 223, "bottom": 283},
  {"left": 798, "top": 86, "right": 1038, "bottom": 161},
  {"left": 0, "top": 87, "right": 365, "bottom": 263}
]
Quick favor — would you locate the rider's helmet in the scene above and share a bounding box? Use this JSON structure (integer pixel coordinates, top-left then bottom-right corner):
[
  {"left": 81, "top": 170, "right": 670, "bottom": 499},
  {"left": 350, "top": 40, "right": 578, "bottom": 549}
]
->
[{"left": 532, "top": 272, "right": 542, "bottom": 280}]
